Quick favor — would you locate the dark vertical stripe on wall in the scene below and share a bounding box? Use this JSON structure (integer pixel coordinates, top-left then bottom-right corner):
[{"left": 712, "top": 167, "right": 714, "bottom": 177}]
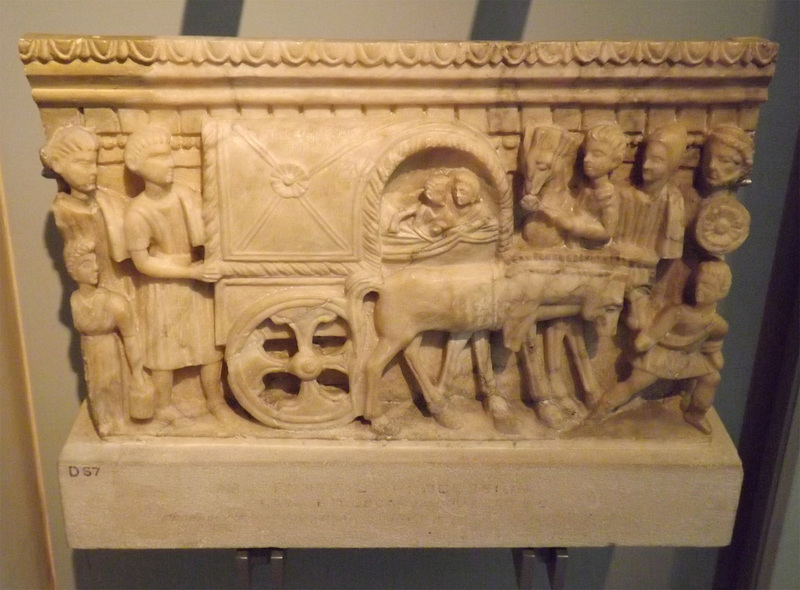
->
[
  {"left": 470, "top": 0, "right": 532, "bottom": 41},
  {"left": 181, "top": 0, "right": 244, "bottom": 36}
]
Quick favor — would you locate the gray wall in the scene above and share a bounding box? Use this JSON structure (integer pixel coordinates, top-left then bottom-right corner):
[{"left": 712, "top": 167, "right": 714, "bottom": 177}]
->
[{"left": 1, "top": 1, "right": 797, "bottom": 588}]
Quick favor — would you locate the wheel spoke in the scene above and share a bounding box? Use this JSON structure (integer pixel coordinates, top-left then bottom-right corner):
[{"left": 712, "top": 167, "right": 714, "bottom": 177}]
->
[
  {"left": 320, "top": 345, "right": 351, "bottom": 374},
  {"left": 236, "top": 341, "right": 289, "bottom": 391},
  {"left": 273, "top": 309, "right": 338, "bottom": 357}
]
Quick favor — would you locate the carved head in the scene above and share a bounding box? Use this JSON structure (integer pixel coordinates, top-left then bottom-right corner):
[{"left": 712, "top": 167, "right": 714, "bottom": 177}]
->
[
  {"left": 520, "top": 125, "right": 580, "bottom": 195},
  {"left": 40, "top": 125, "right": 99, "bottom": 194},
  {"left": 702, "top": 125, "right": 754, "bottom": 190},
  {"left": 452, "top": 169, "right": 482, "bottom": 207},
  {"left": 642, "top": 122, "right": 688, "bottom": 189},
  {"left": 694, "top": 260, "right": 732, "bottom": 305},
  {"left": 583, "top": 123, "right": 627, "bottom": 181},
  {"left": 421, "top": 171, "right": 452, "bottom": 207},
  {"left": 64, "top": 238, "right": 98, "bottom": 286},
  {"left": 124, "top": 126, "right": 174, "bottom": 186}
]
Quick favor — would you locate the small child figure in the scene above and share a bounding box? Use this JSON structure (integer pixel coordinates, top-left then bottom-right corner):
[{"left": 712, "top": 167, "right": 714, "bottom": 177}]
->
[
  {"left": 592, "top": 260, "right": 732, "bottom": 434},
  {"left": 64, "top": 238, "right": 152, "bottom": 425}
]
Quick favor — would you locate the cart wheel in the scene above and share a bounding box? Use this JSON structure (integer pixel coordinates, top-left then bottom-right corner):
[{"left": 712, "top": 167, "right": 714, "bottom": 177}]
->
[{"left": 226, "top": 296, "right": 356, "bottom": 429}]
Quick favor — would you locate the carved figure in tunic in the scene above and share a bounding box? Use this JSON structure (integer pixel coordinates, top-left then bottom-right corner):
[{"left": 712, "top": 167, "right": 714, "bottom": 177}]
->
[
  {"left": 123, "top": 126, "right": 230, "bottom": 424},
  {"left": 40, "top": 125, "right": 129, "bottom": 289},
  {"left": 620, "top": 123, "right": 689, "bottom": 329},
  {"left": 629, "top": 122, "right": 687, "bottom": 259},
  {"left": 40, "top": 125, "right": 142, "bottom": 428},
  {"left": 592, "top": 260, "right": 731, "bottom": 433},
  {"left": 64, "top": 238, "right": 152, "bottom": 428},
  {"left": 569, "top": 123, "right": 628, "bottom": 246}
]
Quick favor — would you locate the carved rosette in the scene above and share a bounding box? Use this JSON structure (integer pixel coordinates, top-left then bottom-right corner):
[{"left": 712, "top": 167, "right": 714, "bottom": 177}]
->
[{"left": 695, "top": 195, "right": 751, "bottom": 256}]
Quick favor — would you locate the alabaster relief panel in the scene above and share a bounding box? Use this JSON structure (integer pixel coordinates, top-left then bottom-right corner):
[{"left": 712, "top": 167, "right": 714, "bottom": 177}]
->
[{"left": 21, "top": 35, "right": 775, "bottom": 439}]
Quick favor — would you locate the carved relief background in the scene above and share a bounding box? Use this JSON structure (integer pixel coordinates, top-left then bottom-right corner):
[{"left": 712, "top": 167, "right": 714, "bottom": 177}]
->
[{"left": 21, "top": 35, "right": 776, "bottom": 440}]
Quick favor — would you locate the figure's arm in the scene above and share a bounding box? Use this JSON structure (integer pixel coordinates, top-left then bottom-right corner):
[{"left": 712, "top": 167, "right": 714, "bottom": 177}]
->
[
  {"left": 125, "top": 208, "right": 211, "bottom": 281},
  {"left": 108, "top": 294, "right": 147, "bottom": 388},
  {"left": 541, "top": 205, "right": 610, "bottom": 242},
  {"left": 598, "top": 193, "right": 620, "bottom": 237},
  {"left": 702, "top": 313, "right": 729, "bottom": 370},
  {"left": 388, "top": 204, "right": 418, "bottom": 234},
  {"left": 129, "top": 248, "right": 204, "bottom": 280},
  {"left": 567, "top": 213, "right": 611, "bottom": 242},
  {"left": 634, "top": 305, "right": 680, "bottom": 352}
]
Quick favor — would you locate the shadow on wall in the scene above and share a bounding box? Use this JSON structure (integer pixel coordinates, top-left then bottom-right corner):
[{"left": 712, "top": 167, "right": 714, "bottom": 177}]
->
[
  {"left": 470, "top": 0, "right": 532, "bottom": 40},
  {"left": 44, "top": 212, "right": 87, "bottom": 403}
]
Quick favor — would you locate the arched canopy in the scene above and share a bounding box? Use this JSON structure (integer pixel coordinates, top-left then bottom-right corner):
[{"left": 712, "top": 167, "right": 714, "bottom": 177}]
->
[{"left": 357, "top": 119, "right": 513, "bottom": 267}]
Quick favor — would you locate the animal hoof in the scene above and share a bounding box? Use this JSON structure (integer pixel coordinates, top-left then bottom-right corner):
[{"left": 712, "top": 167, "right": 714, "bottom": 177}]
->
[
  {"left": 153, "top": 406, "right": 184, "bottom": 425},
  {"left": 582, "top": 389, "right": 603, "bottom": 409},
  {"left": 488, "top": 396, "right": 519, "bottom": 434},
  {"left": 370, "top": 413, "right": 401, "bottom": 437},
  {"left": 535, "top": 401, "right": 566, "bottom": 430},
  {"left": 433, "top": 402, "right": 463, "bottom": 430},
  {"left": 209, "top": 403, "right": 241, "bottom": 426},
  {"left": 554, "top": 396, "right": 582, "bottom": 418}
]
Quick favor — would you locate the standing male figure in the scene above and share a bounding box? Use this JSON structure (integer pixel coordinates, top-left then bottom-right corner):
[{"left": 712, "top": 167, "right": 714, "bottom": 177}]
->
[
  {"left": 620, "top": 123, "right": 689, "bottom": 328},
  {"left": 40, "top": 124, "right": 129, "bottom": 283},
  {"left": 123, "top": 126, "right": 231, "bottom": 424}
]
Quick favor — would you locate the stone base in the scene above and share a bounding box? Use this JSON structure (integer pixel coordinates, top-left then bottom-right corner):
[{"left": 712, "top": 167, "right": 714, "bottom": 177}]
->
[{"left": 59, "top": 402, "right": 742, "bottom": 549}]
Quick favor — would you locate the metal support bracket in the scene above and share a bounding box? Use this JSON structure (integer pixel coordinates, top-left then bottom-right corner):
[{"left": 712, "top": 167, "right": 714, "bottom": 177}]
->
[
  {"left": 514, "top": 547, "right": 568, "bottom": 590},
  {"left": 236, "top": 548, "right": 286, "bottom": 590}
]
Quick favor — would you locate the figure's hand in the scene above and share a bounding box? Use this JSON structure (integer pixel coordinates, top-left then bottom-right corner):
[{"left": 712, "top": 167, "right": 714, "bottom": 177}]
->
[
  {"left": 625, "top": 313, "right": 641, "bottom": 331},
  {"left": 540, "top": 205, "right": 573, "bottom": 231},
  {"left": 200, "top": 260, "right": 222, "bottom": 283},
  {"left": 634, "top": 332, "right": 656, "bottom": 352},
  {"left": 594, "top": 183, "right": 616, "bottom": 203},
  {"left": 520, "top": 194, "right": 540, "bottom": 212}
]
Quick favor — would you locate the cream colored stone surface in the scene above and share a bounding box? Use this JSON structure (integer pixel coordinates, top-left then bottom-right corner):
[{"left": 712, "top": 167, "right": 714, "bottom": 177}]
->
[
  {"left": 60, "top": 401, "right": 741, "bottom": 548},
  {"left": 21, "top": 36, "right": 775, "bottom": 443}
]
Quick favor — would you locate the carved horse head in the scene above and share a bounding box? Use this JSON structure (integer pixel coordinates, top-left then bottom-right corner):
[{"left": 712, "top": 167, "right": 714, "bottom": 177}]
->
[{"left": 520, "top": 124, "right": 581, "bottom": 198}]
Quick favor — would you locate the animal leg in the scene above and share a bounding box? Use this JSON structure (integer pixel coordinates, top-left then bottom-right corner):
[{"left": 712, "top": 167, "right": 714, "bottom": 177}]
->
[
  {"left": 404, "top": 335, "right": 462, "bottom": 430},
  {"left": 545, "top": 320, "right": 572, "bottom": 404},
  {"left": 437, "top": 332, "right": 471, "bottom": 390},
  {"left": 363, "top": 337, "right": 408, "bottom": 422},
  {"left": 565, "top": 320, "right": 602, "bottom": 408},
  {"left": 519, "top": 325, "right": 568, "bottom": 430},
  {"left": 472, "top": 330, "right": 518, "bottom": 434}
]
